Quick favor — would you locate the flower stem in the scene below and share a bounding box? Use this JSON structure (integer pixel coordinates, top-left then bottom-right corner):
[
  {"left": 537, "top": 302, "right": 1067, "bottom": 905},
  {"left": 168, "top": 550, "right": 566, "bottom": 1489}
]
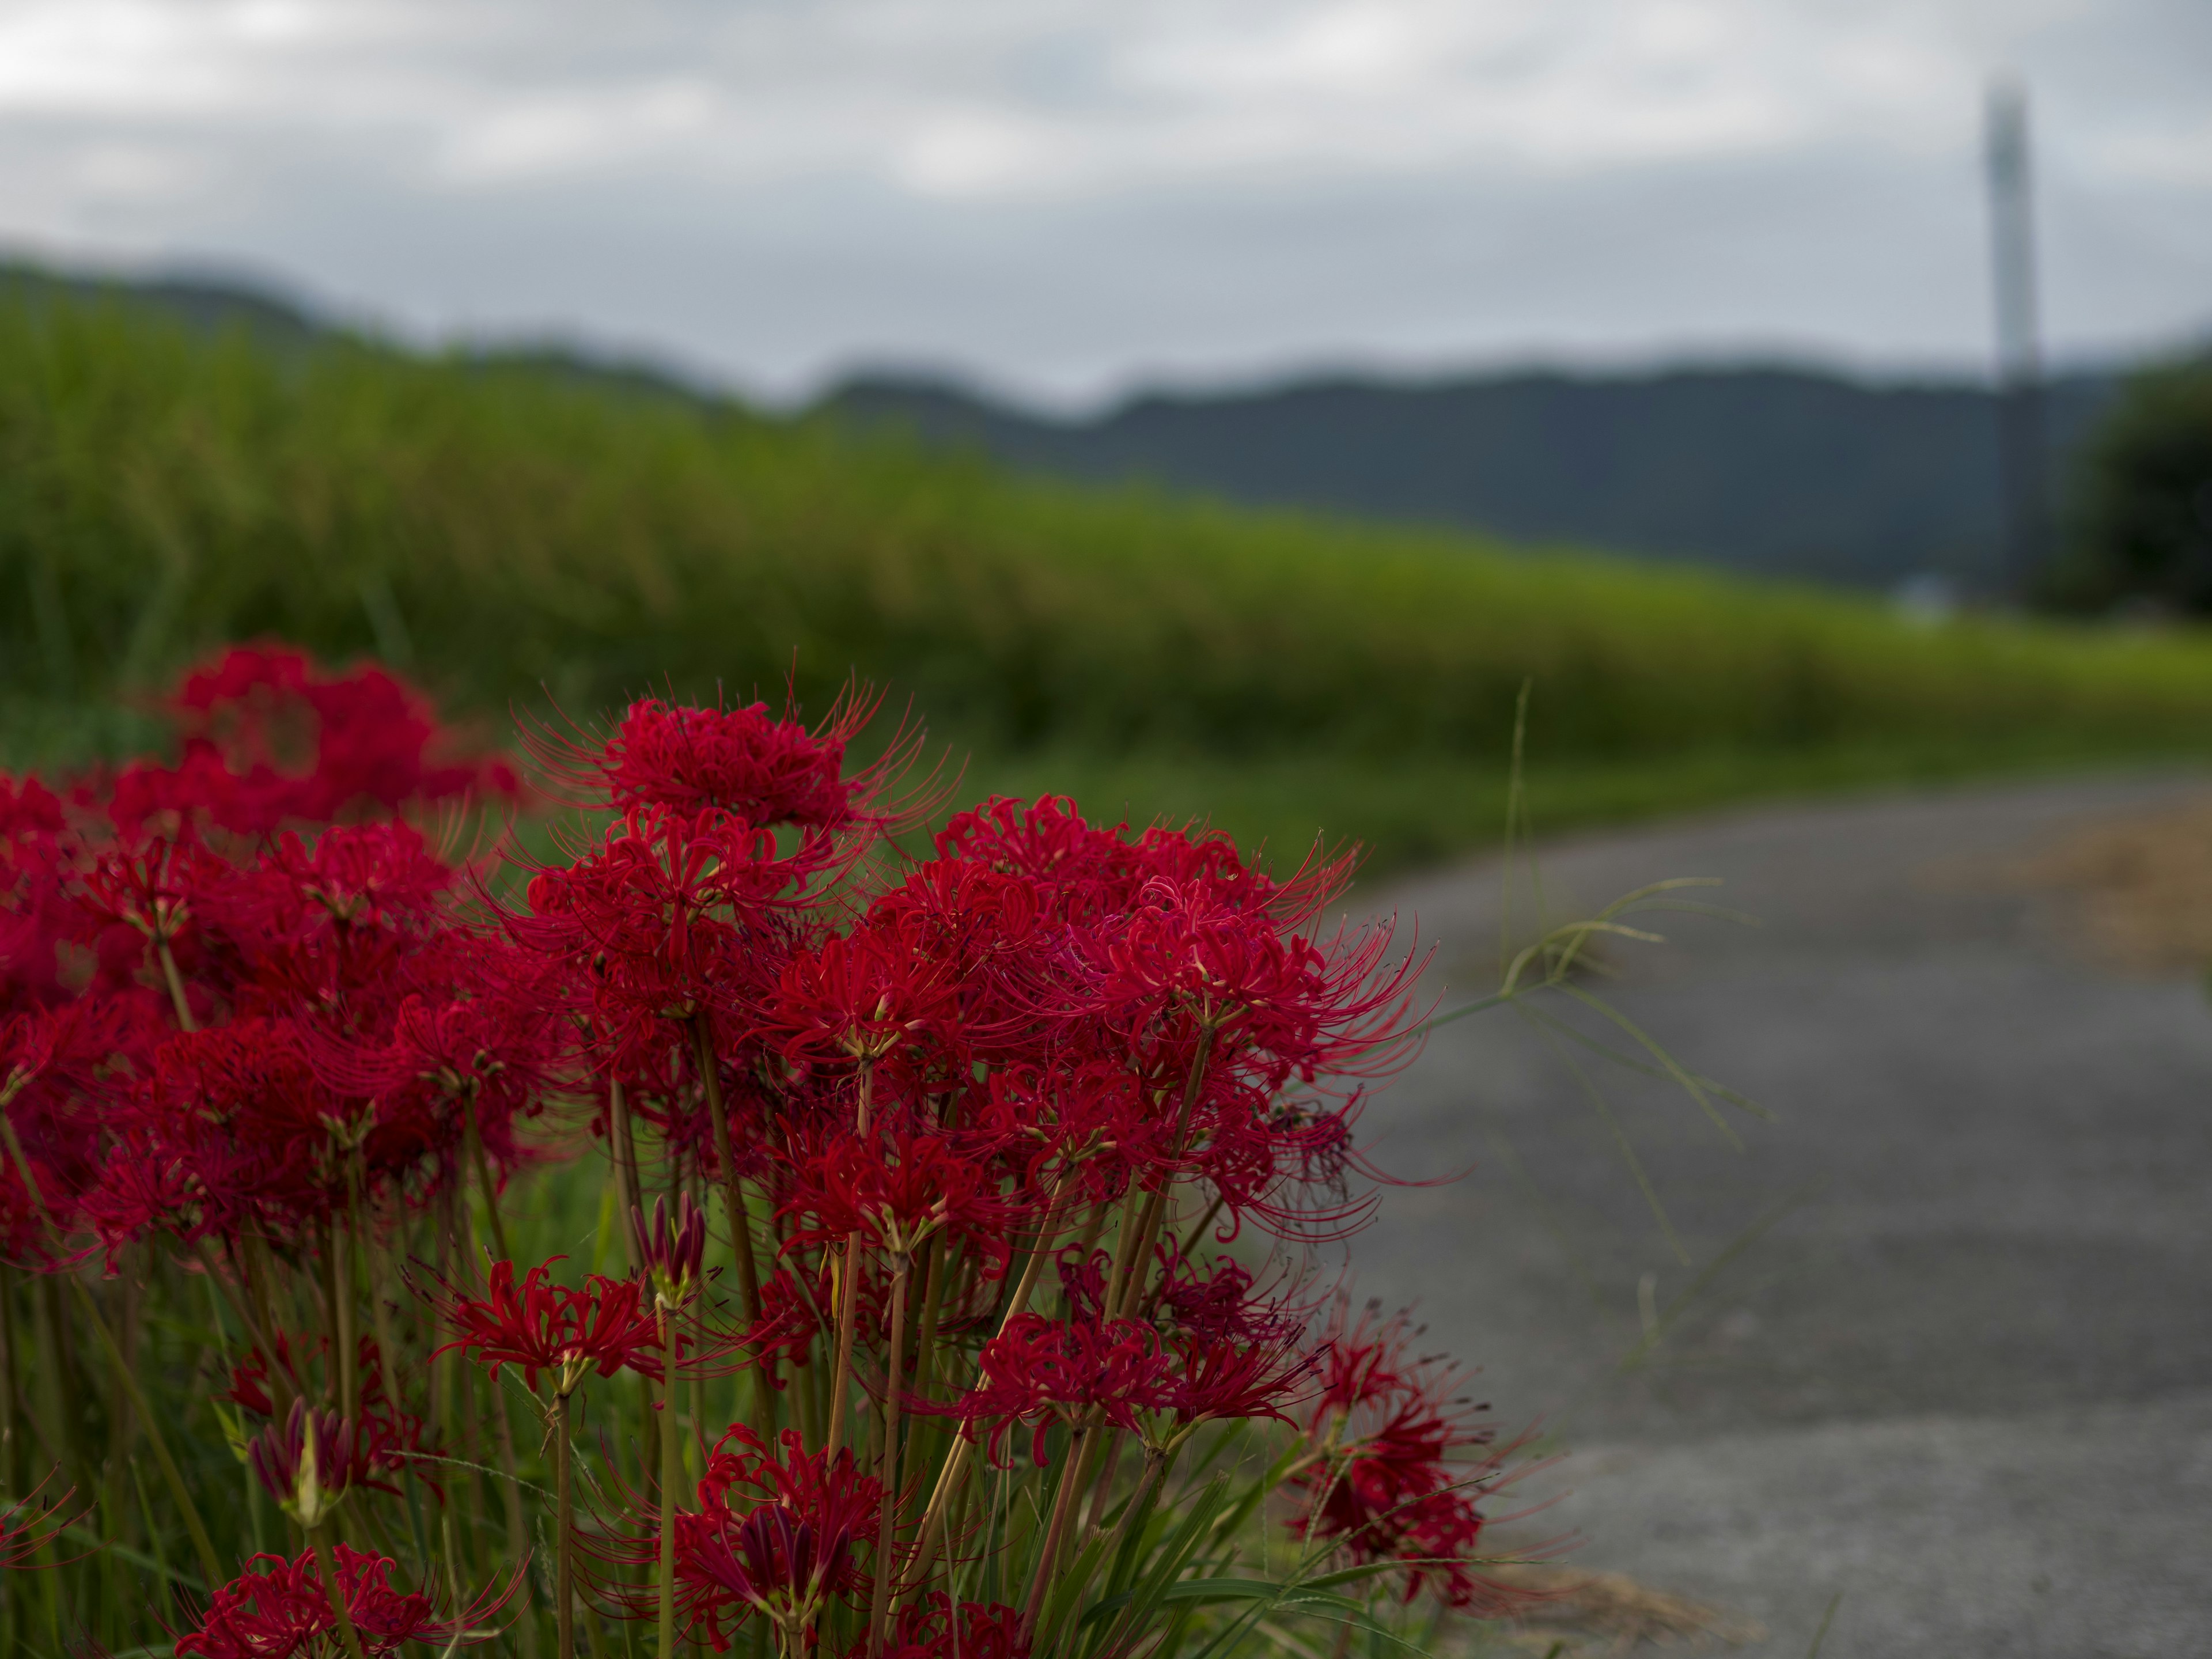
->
[
  {"left": 488, "top": 1373, "right": 538, "bottom": 1659},
  {"left": 1112, "top": 1028, "right": 1216, "bottom": 1322},
  {"left": 658, "top": 1310, "right": 682, "bottom": 1659},
  {"left": 156, "top": 940, "right": 195, "bottom": 1032},
  {"left": 464, "top": 1099, "right": 512, "bottom": 1266},
  {"left": 824, "top": 1059, "right": 873, "bottom": 1459},
  {"left": 1019, "top": 1419, "right": 1091, "bottom": 1646},
  {"left": 902, "top": 1184, "right": 1071, "bottom": 1593},
  {"left": 824, "top": 1235, "right": 862, "bottom": 1459},
  {"left": 554, "top": 1389, "right": 576, "bottom": 1659},
  {"left": 311, "top": 1525, "right": 372, "bottom": 1659},
  {"left": 865, "top": 1249, "right": 912, "bottom": 1659},
  {"left": 692, "top": 1017, "right": 762, "bottom": 1324}
]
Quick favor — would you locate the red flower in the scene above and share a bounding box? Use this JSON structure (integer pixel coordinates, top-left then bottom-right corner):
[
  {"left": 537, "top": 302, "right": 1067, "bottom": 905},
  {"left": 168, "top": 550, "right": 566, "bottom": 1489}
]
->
[
  {"left": 1289, "top": 1306, "right": 1527, "bottom": 1612},
  {"left": 641, "top": 1426, "right": 884, "bottom": 1653},
  {"left": 433, "top": 1257, "right": 667, "bottom": 1395},
  {"left": 856, "top": 1594, "right": 1029, "bottom": 1659},
  {"left": 0, "top": 1471, "right": 89, "bottom": 1569},
  {"left": 577, "top": 697, "right": 860, "bottom": 827},
  {"left": 779, "top": 1127, "right": 1016, "bottom": 1264},
  {"left": 176, "top": 1543, "right": 507, "bottom": 1658},
  {"left": 766, "top": 923, "right": 963, "bottom": 1078},
  {"left": 937, "top": 1313, "right": 1177, "bottom": 1467}
]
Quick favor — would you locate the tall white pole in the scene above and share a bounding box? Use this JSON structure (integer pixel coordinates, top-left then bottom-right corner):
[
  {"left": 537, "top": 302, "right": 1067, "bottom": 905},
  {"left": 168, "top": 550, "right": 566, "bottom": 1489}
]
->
[{"left": 1984, "top": 78, "right": 2046, "bottom": 597}]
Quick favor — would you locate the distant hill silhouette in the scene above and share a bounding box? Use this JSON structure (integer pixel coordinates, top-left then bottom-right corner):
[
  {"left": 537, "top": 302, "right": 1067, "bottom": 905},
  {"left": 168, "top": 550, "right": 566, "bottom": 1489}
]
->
[{"left": 824, "top": 366, "right": 2123, "bottom": 589}]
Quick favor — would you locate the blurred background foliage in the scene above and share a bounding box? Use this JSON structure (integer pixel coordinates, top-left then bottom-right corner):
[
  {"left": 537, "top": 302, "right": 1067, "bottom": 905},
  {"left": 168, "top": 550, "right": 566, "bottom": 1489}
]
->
[
  {"left": 3, "top": 289, "right": 2211, "bottom": 873},
  {"left": 2044, "top": 357, "right": 2212, "bottom": 616}
]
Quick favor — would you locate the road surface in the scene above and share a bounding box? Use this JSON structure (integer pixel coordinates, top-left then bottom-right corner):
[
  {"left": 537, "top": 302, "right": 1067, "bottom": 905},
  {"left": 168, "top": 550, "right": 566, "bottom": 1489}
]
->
[{"left": 1354, "top": 772, "right": 2212, "bottom": 1657}]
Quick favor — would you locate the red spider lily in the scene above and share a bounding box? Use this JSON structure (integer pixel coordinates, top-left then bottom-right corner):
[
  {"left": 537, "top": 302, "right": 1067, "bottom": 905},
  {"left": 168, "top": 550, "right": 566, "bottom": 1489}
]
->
[
  {"left": 152, "top": 644, "right": 516, "bottom": 835},
  {"left": 934, "top": 1313, "right": 1178, "bottom": 1467},
  {"left": 0, "top": 1471, "right": 90, "bottom": 1569},
  {"left": 647, "top": 1426, "right": 884, "bottom": 1654},
  {"left": 249, "top": 1399, "right": 357, "bottom": 1529},
  {"left": 778, "top": 1127, "right": 1018, "bottom": 1263},
  {"left": 1289, "top": 1306, "right": 1528, "bottom": 1612},
  {"left": 82, "top": 1018, "right": 342, "bottom": 1251},
  {"left": 1090, "top": 889, "right": 1425, "bottom": 1088},
  {"left": 1163, "top": 1333, "right": 1314, "bottom": 1428},
  {"left": 766, "top": 923, "right": 965, "bottom": 1080},
  {"left": 175, "top": 1543, "right": 510, "bottom": 1658},
  {"left": 574, "top": 697, "right": 859, "bottom": 827},
  {"left": 242, "top": 821, "right": 455, "bottom": 935},
  {"left": 431, "top": 1258, "right": 668, "bottom": 1395},
  {"left": 857, "top": 1594, "right": 1029, "bottom": 1659}
]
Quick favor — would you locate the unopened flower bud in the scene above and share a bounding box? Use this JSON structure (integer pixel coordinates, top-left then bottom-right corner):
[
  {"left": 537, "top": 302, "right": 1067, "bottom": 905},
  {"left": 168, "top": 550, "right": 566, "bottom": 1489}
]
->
[
  {"left": 248, "top": 1399, "right": 354, "bottom": 1530},
  {"left": 632, "top": 1194, "right": 706, "bottom": 1312}
]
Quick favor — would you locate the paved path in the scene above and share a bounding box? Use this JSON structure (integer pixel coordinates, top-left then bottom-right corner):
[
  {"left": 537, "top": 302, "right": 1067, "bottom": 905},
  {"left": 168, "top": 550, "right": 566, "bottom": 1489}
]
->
[{"left": 1355, "top": 772, "right": 2212, "bottom": 1658}]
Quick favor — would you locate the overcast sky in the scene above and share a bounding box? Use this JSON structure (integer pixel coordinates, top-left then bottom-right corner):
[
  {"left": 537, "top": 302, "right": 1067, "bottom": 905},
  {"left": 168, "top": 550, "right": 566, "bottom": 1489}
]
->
[{"left": 1, "top": 0, "right": 2206, "bottom": 406}]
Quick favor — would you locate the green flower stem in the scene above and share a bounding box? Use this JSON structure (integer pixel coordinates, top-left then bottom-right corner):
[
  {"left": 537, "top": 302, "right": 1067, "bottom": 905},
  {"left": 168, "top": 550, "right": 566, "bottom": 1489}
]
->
[
  {"left": 658, "top": 1312, "right": 681, "bottom": 1659},
  {"left": 864, "top": 1248, "right": 912, "bottom": 1659},
  {"left": 553, "top": 1388, "right": 577, "bottom": 1659},
  {"left": 1112, "top": 1028, "right": 1215, "bottom": 1324},
  {"left": 608, "top": 1077, "right": 641, "bottom": 1269},
  {"left": 693, "top": 1017, "right": 762, "bottom": 1323},
  {"left": 824, "top": 1060, "right": 874, "bottom": 1460},
  {"left": 902, "top": 1185, "right": 1070, "bottom": 1596},
  {"left": 1018, "top": 1417, "right": 1093, "bottom": 1646},
  {"left": 311, "top": 1524, "right": 372, "bottom": 1659},
  {"left": 156, "top": 940, "right": 195, "bottom": 1032},
  {"left": 488, "top": 1371, "right": 539, "bottom": 1659},
  {"left": 331, "top": 1210, "right": 358, "bottom": 1426},
  {"left": 464, "top": 1099, "right": 512, "bottom": 1267},
  {"left": 824, "top": 1234, "right": 862, "bottom": 1459}
]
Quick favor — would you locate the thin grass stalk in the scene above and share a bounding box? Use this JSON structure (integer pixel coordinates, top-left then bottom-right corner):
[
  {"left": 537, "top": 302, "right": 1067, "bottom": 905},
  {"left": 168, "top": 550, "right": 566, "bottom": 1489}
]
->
[
  {"left": 0, "top": 1110, "right": 223, "bottom": 1586},
  {"left": 67, "top": 1271, "right": 224, "bottom": 1585}
]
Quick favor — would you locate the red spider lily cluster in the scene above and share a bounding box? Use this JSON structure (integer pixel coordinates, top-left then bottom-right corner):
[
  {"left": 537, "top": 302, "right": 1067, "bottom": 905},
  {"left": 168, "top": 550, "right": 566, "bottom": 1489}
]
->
[{"left": 0, "top": 647, "right": 1544, "bottom": 1659}]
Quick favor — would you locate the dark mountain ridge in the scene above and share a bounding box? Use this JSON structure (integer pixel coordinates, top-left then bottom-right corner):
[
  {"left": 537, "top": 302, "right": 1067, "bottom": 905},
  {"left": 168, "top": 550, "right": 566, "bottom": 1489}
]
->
[{"left": 824, "top": 363, "right": 2124, "bottom": 589}]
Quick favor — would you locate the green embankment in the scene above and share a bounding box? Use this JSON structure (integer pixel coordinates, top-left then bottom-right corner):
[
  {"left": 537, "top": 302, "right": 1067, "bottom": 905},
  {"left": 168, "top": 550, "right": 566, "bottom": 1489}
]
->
[{"left": 3, "top": 297, "right": 2208, "bottom": 871}]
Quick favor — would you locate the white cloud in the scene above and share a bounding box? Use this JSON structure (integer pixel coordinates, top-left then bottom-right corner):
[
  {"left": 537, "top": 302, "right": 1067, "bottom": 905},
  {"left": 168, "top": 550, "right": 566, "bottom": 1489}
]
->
[{"left": 0, "top": 0, "right": 2202, "bottom": 395}]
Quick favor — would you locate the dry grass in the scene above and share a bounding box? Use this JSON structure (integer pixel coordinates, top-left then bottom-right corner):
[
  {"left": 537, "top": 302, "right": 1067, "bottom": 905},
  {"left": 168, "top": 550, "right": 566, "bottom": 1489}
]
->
[
  {"left": 1460, "top": 1565, "right": 1765, "bottom": 1656},
  {"left": 1988, "top": 793, "right": 2212, "bottom": 975}
]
